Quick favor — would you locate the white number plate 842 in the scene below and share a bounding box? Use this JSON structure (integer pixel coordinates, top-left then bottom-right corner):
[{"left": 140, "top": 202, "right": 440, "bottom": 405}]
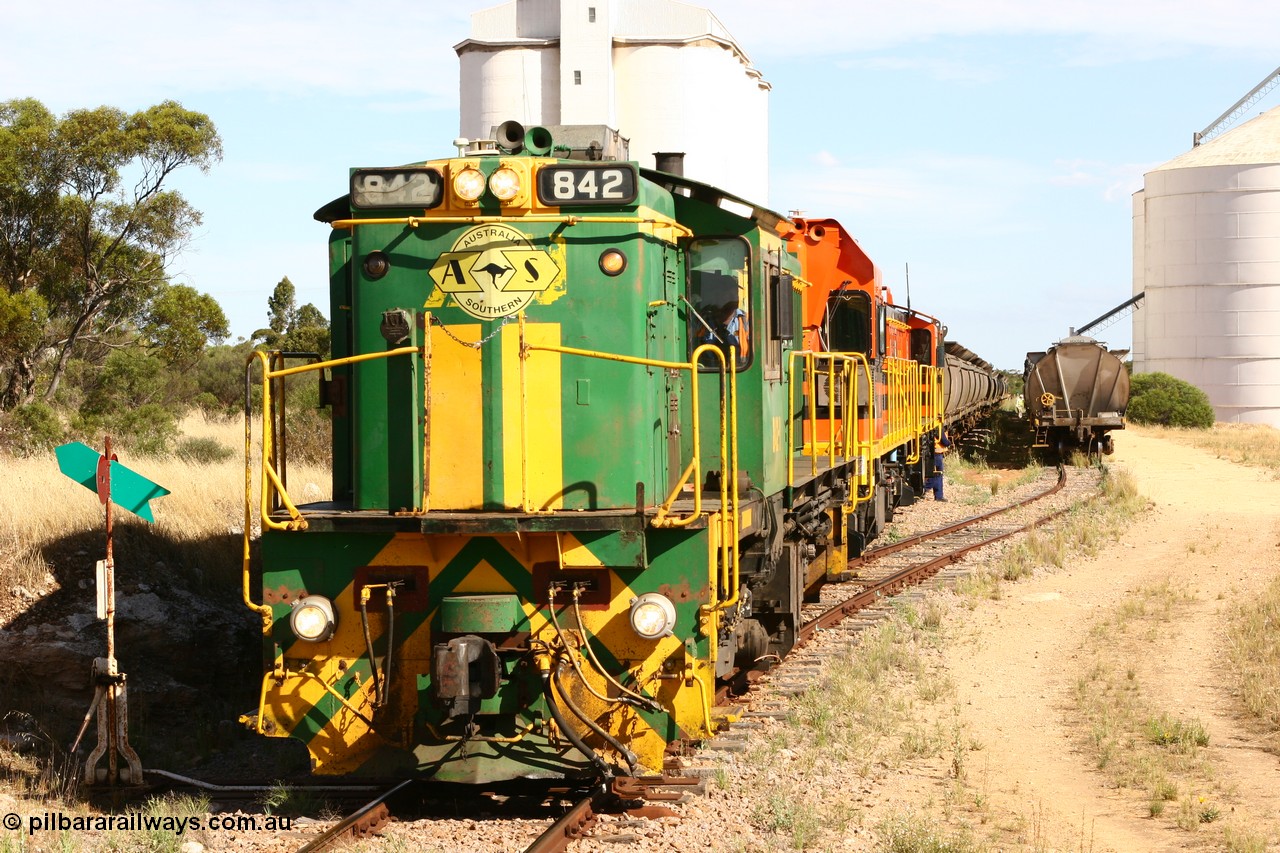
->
[{"left": 536, "top": 165, "right": 638, "bottom": 206}]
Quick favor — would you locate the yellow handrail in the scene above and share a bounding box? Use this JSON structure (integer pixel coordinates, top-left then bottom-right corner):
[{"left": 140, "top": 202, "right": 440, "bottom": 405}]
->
[
  {"left": 878, "top": 357, "right": 920, "bottom": 455},
  {"left": 519, "top": 335, "right": 732, "bottom": 530},
  {"left": 242, "top": 346, "right": 424, "bottom": 628},
  {"left": 787, "top": 350, "right": 872, "bottom": 493},
  {"left": 246, "top": 326, "right": 743, "bottom": 616},
  {"left": 726, "top": 343, "right": 740, "bottom": 609},
  {"left": 519, "top": 329, "right": 740, "bottom": 610},
  {"left": 328, "top": 214, "right": 693, "bottom": 238},
  {"left": 246, "top": 347, "right": 424, "bottom": 531}
]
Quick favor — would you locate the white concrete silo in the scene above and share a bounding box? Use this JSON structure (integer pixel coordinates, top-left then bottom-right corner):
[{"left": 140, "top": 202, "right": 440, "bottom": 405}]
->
[
  {"left": 1132, "top": 105, "right": 1280, "bottom": 426},
  {"left": 456, "top": 0, "right": 771, "bottom": 203}
]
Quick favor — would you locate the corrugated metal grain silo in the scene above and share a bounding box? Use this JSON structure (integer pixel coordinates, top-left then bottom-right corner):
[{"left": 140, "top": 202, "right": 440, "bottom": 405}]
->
[{"left": 1132, "top": 105, "right": 1280, "bottom": 425}]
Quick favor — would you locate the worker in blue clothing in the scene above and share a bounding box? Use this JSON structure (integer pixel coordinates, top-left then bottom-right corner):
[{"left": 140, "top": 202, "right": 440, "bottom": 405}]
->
[
  {"left": 927, "top": 429, "right": 952, "bottom": 501},
  {"left": 699, "top": 300, "right": 749, "bottom": 366},
  {"left": 722, "top": 302, "right": 747, "bottom": 357}
]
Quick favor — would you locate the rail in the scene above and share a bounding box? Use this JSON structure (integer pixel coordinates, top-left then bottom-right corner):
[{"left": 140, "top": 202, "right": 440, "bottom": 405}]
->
[
  {"left": 798, "top": 466, "right": 1071, "bottom": 643},
  {"left": 294, "top": 779, "right": 415, "bottom": 853},
  {"left": 522, "top": 791, "right": 605, "bottom": 853}
]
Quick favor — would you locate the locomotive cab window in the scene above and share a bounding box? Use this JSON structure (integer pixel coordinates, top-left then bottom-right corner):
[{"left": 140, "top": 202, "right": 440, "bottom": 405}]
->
[
  {"left": 825, "top": 291, "right": 872, "bottom": 355},
  {"left": 910, "top": 328, "right": 934, "bottom": 365},
  {"left": 687, "top": 237, "right": 751, "bottom": 371},
  {"left": 761, "top": 254, "right": 787, "bottom": 381}
]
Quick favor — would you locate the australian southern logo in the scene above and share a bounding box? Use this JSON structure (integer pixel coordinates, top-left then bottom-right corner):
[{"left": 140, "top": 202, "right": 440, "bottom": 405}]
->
[{"left": 428, "top": 224, "right": 564, "bottom": 320}]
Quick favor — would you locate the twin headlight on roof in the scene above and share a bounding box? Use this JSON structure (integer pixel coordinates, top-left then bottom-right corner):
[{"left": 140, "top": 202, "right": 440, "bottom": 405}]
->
[
  {"left": 451, "top": 166, "right": 524, "bottom": 203},
  {"left": 349, "top": 164, "right": 525, "bottom": 209}
]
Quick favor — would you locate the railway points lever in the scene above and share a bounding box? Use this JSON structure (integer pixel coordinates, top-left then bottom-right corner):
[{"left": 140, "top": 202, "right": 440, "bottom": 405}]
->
[{"left": 56, "top": 437, "right": 170, "bottom": 787}]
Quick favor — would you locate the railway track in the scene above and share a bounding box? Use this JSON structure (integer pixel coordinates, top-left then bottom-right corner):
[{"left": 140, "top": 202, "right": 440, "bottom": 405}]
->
[
  {"left": 286, "top": 776, "right": 699, "bottom": 853},
  {"left": 286, "top": 465, "right": 1098, "bottom": 853},
  {"left": 706, "top": 464, "right": 1095, "bottom": 728},
  {"left": 799, "top": 464, "right": 1074, "bottom": 640}
]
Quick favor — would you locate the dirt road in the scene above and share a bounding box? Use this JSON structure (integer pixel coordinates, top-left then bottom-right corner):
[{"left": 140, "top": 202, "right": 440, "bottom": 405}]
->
[{"left": 937, "top": 430, "right": 1280, "bottom": 851}]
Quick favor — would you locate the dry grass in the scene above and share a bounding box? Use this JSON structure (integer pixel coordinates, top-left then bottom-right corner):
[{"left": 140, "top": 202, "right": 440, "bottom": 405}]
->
[
  {"left": 0, "top": 412, "right": 333, "bottom": 849},
  {"left": 1225, "top": 572, "right": 1280, "bottom": 744},
  {"left": 946, "top": 456, "right": 1042, "bottom": 508},
  {"left": 0, "top": 412, "right": 330, "bottom": 613},
  {"left": 1130, "top": 422, "right": 1280, "bottom": 475},
  {"left": 716, "top": 595, "right": 1067, "bottom": 852},
  {"left": 956, "top": 466, "right": 1145, "bottom": 599},
  {"left": 1069, "top": 578, "right": 1248, "bottom": 838}
]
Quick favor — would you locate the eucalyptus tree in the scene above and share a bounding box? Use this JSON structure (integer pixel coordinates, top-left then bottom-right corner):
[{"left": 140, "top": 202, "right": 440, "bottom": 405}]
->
[{"left": 0, "top": 98, "right": 225, "bottom": 408}]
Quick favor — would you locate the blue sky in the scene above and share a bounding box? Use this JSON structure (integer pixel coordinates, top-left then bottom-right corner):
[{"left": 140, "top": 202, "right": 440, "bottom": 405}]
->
[{"left": 4, "top": 0, "right": 1278, "bottom": 370}]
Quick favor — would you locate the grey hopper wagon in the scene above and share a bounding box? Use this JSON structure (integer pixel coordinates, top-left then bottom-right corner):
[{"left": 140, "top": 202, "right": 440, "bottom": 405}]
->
[{"left": 1024, "top": 335, "right": 1129, "bottom": 455}]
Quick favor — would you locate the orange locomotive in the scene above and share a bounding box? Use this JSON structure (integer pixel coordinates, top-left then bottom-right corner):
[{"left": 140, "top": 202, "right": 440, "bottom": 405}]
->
[{"left": 782, "top": 217, "right": 1004, "bottom": 563}]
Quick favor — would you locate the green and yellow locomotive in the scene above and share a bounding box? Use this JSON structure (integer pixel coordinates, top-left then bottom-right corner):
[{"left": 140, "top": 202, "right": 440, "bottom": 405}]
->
[{"left": 239, "top": 122, "right": 1002, "bottom": 783}]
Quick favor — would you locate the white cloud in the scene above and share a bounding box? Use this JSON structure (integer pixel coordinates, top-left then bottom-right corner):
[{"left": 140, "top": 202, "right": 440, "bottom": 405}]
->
[
  {"left": 1104, "top": 168, "right": 1152, "bottom": 203},
  {"left": 1048, "top": 158, "right": 1106, "bottom": 187},
  {"left": 812, "top": 150, "right": 842, "bottom": 168},
  {"left": 1047, "top": 159, "right": 1154, "bottom": 201},
  {"left": 838, "top": 55, "right": 1002, "bottom": 84},
  {"left": 774, "top": 151, "right": 1042, "bottom": 235},
  {"left": 1048, "top": 171, "right": 1098, "bottom": 188},
  {"left": 1, "top": 1, "right": 477, "bottom": 105},
  {"left": 6, "top": 0, "right": 1276, "bottom": 107},
  {"left": 716, "top": 0, "right": 1280, "bottom": 62}
]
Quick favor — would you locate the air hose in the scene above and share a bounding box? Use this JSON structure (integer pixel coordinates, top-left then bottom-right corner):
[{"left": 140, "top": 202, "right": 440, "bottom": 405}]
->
[
  {"left": 553, "top": 663, "right": 639, "bottom": 774},
  {"left": 541, "top": 672, "right": 613, "bottom": 779}
]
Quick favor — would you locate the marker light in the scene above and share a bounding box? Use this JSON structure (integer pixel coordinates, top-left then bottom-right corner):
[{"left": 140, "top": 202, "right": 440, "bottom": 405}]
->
[
  {"left": 363, "top": 251, "right": 389, "bottom": 280},
  {"left": 290, "top": 595, "right": 336, "bottom": 642},
  {"left": 629, "top": 593, "right": 677, "bottom": 640},
  {"left": 599, "top": 249, "right": 627, "bottom": 276},
  {"left": 452, "top": 167, "right": 485, "bottom": 202},
  {"left": 488, "top": 167, "right": 521, "bottom": 201}
]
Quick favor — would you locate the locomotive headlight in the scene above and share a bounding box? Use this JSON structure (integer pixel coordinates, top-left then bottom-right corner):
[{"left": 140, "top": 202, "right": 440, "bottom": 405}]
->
[
  {"left": 488, "top": 167, "right": 521, "bottom": 201},
  {"left": 629, "top": 593, "right": 677, "bottom": 640},
  {"left": 598, "top": 249, "right": 627, "bottom": 276},
  {"left": 290, "top": 595, "right": 336, "bottom": 642},
  {"left": 452, "top": 167, "right": 485, "bottom": 202}
]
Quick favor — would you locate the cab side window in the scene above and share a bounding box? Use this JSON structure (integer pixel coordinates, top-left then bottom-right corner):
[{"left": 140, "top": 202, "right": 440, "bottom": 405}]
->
[
  {"left": 910, "top": 328, "right": 934, "bottom": 365},
  {"left": 826, "top": 291, "right": 872, "bottom": 354},
  {"left": 687, "top": 237, "right": 751, "bottom": 371}
]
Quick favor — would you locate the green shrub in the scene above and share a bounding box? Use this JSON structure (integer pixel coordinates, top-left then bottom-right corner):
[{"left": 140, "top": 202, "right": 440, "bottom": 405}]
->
[
  {"left": 192, "top": 391, "right": 222, "bottom": 416},
  {"left": 284, "top": 379, "right": 332, "bottom": 466},
  {"left": 1128, "top": 372, "right": 1215, "bottom": 428},
  {"left": 79, "top": 350, "right": 168, "bottom": 417},
  {"left": 175, "top": 436, "right": 235, "bottom": 464},
  {"left": 1, "top": 402, "right": 65, "bottom": 455},
  {"left": 75, "top": 402, "right": 178, "bottom": 457},
  {"left": 193, "top": 341, "right": 257, "bottom": 414}
]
